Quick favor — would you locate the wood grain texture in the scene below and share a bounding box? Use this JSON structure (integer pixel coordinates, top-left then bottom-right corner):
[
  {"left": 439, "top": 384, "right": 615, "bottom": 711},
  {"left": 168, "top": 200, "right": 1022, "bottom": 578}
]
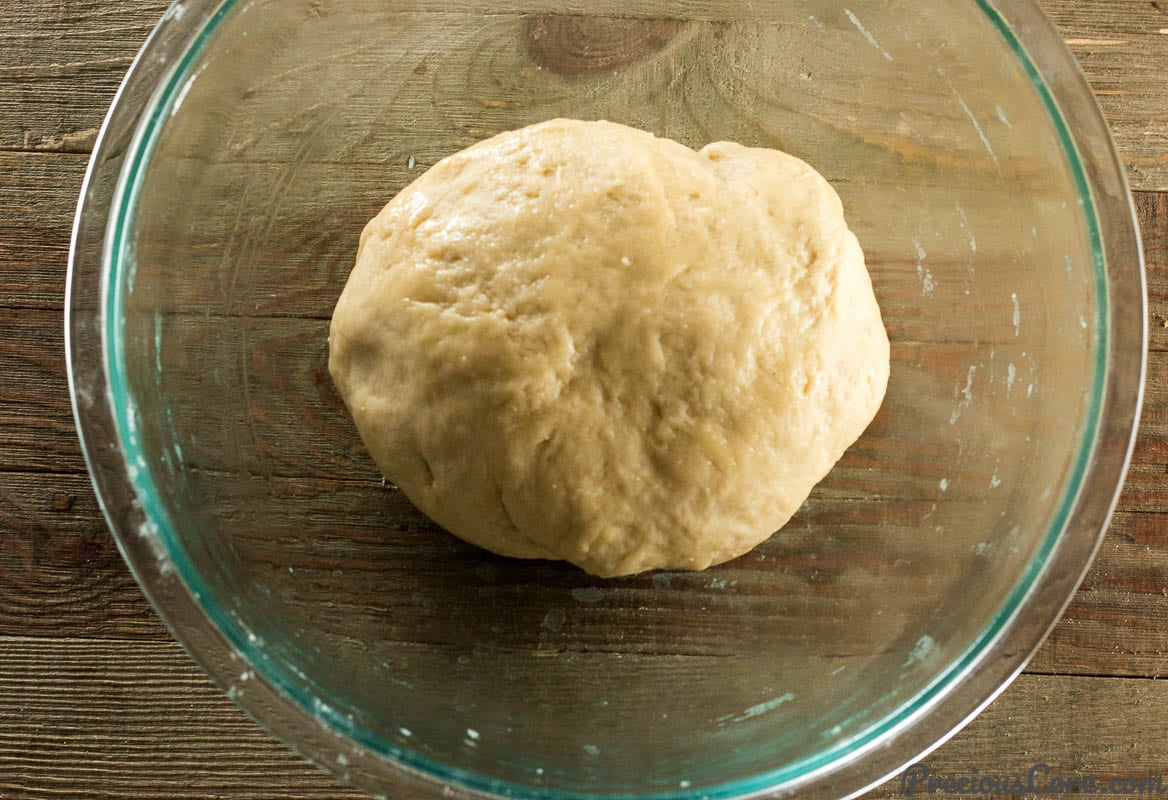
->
[
  {"left": 4, "top": 467, "right": 1167, "bottom": 675},
  {"left": 0, "top": 308, "right": 85, "bottom": 474},
  {"left": 2, "top": 145, "right": 1159, "bottom": 325},
  {"left": 3, "top": 634, "right": 1167, "bottom": 800},
  {"left": 865, "top": 672, "right": 1168, "bottom": 799},
  {"left": 0, "top": 153, "right": 88, "bottom": 310},
  {"left": 0, "top": 175, "right": 1164, "bottom": 663},
  {"left": 1041, "top": 0, "right": 1168, "bottom": 191},
  {"left": 2, "top": 325, "right": 1167, "bottom": 671},
  {"left": 1, "top": 0, "right": 1166, "bottom": 797},
  {"left": 0, "top": 472, "right": 167, "bottom": 641},
  {"left": 5, "top": 188, "right": 1148, "bottom": 489},
  {"left": 0, "top": 0, "right": 1164, "bottom": 190},
  {"left": 0, "top": 636, "right": 365, "bottom": 799},
  {"left": 1140, "top": 191, "right": 1168, "bottom": 351},
  {"left": 0, "top": 0, "right": 169, "bottom": 153},
  {"left": 524, "top": 16, "right": 691, "bottom": 76},
  {"left": 1032, "top": 511, "right": 1168, "bottom": 677}
]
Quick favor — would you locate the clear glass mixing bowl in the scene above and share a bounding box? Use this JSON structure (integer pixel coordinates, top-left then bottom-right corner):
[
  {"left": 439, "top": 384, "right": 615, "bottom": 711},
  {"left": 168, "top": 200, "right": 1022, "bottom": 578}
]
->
[{"left": 68, "top": 1, "right": 1145, "bottom": 798}]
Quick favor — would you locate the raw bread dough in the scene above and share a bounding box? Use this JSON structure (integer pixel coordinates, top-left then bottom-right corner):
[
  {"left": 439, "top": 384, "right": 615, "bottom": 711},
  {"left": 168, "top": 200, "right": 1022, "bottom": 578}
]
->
[{"left": 329, "top": 119, "right": 889, "bottom": 578}]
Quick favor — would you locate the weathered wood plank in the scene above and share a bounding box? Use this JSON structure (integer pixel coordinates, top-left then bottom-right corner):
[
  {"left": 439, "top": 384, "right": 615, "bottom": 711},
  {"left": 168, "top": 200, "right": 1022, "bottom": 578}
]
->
[
  {"left": 0, "top": 152, "right": 88, "bottom": 310},
  {"left": 112, "top": 309, "right": 1054, "bottom": 512},
  {"left": 0, "top": 304, "right": 1089, "bottom": 487},
  {"left": 4, "top": 446, "right": 1163, "bottom": 677},
  {"left": 21, "top": 153, "right": 1118, "bottom": 337},
  {"left": 4, "top": 328, "right": 1161, "bottom": 667},
  {"left": 10, "top": 186, "right": 1156, "bottom": 496},
  {"left": 3, "top": 457, "right": 1164, "bottom": 674},
  {"left": 1142, "top": 191, "right": 1168, "bottom": 353},
  {"left": 1041, "top": 0, "right": 1168, "bottom": 191},
  {"left": 4, "top": 1, "right": 1164, "bottom": 797},
  {"left": 0, "top": 471, "right": 168, "bottom": 641},
  {"left": 4, "top": 181, "right": 1162, "bottom": 673},
  {"left": 1031, "top": 510, "right": 1168, "bottom": 677},
  {"left": 866, "top": 672, "right": 1168, "bottom": 799},
  {"left": 2, "top": 634, "right": 1166, "bottom": 800},
  {"left": 0, "top": 635, "right": 364, "bottom": 799},
  {"left": 0, "top": 467, "right": 1164, "bottom": 675},
  {"left": 2, "top": 145, "right": 1153, "bottom": 331},
  {"left": 3, "top": 199, "right": 1161, "bottom": 663},
  {"left": 0, "top": 0, "right": 169, "bottom": 154},
  {"left": 0, "top": 308, "right": 85, "bottom": 473},
  {"left": 1, "top": 1, "right": 1164, "bottom": 191},
  {"left": 122, "top": 162, "right": 1083, "bottom": 336},
  {"left": 141, "top": 6, "right": 1057, "bottom": 181}
]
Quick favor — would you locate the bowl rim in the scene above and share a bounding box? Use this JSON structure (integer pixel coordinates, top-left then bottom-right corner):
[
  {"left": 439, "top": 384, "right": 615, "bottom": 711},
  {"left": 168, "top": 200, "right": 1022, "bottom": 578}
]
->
[{"left": 66, "top": 2, "right": 1147, "bottom": 799}]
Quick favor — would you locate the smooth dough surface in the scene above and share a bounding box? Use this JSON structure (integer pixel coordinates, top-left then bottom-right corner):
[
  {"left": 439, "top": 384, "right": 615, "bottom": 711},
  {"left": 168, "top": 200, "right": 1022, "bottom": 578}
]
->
[{"left": 329, "top": 119, "right": 889, "bottom": 578}]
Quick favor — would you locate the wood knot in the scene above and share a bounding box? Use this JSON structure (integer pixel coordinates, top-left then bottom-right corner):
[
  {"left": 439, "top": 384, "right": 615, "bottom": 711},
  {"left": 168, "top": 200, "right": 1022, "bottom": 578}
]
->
[{"left": 524, "top": 15, "right": 688, "bottom": 77}]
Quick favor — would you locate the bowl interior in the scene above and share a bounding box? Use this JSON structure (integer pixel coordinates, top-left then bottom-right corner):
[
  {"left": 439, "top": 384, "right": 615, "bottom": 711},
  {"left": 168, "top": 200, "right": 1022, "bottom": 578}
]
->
[{"left": 109, "top": 0, "right": 1102, "bottom": 794}]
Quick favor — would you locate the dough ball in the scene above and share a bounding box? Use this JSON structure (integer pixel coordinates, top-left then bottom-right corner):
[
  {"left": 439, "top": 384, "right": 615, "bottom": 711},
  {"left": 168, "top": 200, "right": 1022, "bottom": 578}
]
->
[{"left": 329, "top": 119, "right": 889, "bottom": 578}]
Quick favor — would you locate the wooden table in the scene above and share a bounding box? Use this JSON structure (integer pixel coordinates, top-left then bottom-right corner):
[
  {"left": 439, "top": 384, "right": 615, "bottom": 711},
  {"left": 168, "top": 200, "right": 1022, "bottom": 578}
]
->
[{"left": 2, "top": 1, "right": 1166, "bottom": 797}]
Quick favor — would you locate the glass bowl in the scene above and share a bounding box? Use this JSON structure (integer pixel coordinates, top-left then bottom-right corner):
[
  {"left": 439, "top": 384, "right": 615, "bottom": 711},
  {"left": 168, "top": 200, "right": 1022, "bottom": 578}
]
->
[{"left": 67, "top": 1, "right": 1146, "bottom": 798}]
